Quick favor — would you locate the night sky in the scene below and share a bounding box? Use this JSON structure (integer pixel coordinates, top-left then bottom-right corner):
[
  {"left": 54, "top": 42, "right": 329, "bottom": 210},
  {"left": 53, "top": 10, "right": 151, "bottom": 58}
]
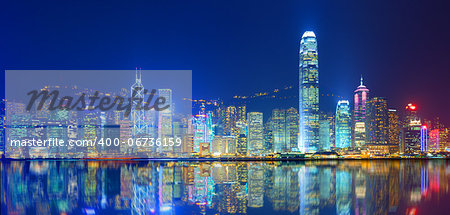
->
[{"left": 1, "top": 0, "right": 449, "bottom": 125}]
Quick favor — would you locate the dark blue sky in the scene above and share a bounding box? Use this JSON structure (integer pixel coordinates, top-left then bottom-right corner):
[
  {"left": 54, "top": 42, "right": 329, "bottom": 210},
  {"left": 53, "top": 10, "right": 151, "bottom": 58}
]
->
[{"left": 1, "top": 0, "right": 449, "bottom": 125}]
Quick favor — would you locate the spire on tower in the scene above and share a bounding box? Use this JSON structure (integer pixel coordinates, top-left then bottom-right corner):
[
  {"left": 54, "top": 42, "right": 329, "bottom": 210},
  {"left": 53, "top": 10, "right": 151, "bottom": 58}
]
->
[
  {"left": 135, "top": 67, "right": 142, "bottom": 82},
  {"left": 360, "top": 75, "right": 363, "bottom": 86}
]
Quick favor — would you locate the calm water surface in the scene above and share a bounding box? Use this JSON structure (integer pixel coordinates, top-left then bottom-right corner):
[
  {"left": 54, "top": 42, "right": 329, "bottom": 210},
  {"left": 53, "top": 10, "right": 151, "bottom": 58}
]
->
[{"left": 1, "top": 160, "right": 450, "bottom": 215}]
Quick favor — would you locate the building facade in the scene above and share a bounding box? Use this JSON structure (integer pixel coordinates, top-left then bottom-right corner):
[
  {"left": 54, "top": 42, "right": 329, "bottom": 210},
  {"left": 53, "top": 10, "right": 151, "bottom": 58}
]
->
[
  {"left": 247, "top": 112, "right": 264, "bottom": 156},
  {"left": 366, "top": 97, "right": 389, "bottom": 154},
  {"left": 353, "top": 76, "right": 369, "bottom": 148},
  {"left": 299, "top": 31, "right": 319, "bottom": 153},
  {"left": 335, "top": 101, "right": 351, "bottom": 149}
]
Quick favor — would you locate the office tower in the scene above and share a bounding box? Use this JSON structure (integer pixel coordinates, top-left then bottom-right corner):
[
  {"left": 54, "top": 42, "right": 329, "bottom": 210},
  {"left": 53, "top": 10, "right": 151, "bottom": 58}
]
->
[
  {"left": 193, "top": 114, "right": 213, "bottom": 153},
  {"left": 366, "top": 97, "right": 389, "bottom": 154},
  {"left": 145, "top": 109, "right": 158, "bottom": 139},
  {"left": 402, "top": 104, "right": 421, "bottom": 154},
  {"left": 428, "top": 129, "right": 440, "bottom": 152},
  {"left": 269, "top": 108, "right": 299, "bottom": 153},
  {"left": 247, "top": 112, "right": 264, "bottom": 156},
  {"left": 286, "top": 108, "right": 299, "bottom": 151},
  {"left": 388, "top": 109, "right": 400, "bottom": 153},
  {"left": 420, "top": 125, "right": 428, "bottom": 152},
  {"left": 353, "top": 76, "right": 369, "bottom": 148},
  {"left": 206, "top": 112, "right": 214, "bottom": 143},
  {"left": 236, "top": 134, "right": 247, "bottom": 157},
  {"left": 264, "top": 117, "right": 274, "bottom": 153},
  {"left": 131, "top": 68, "right": 147, "bottom": 136},
  {"left": 182, "top": 134, "right": 194, "bottom": 155},
  {"left": 193, "top": 115, "right": 206, "bottom": 153},
  {"left": 440, "top": 128, "right": 448, "bottom": 150},
  {"left": 225, "top": 106, "right": 237, "bottom": 135},
  {"left": 335, "top": 101, "right": 351, "bottom": 149},
  {"left": 212, "top": 135, "right": 236, "bottom": 156},
  {"left": 237, "top": 105, "right": 246, "bottom": 122},
  {"left": 327, "top": 113, "right": 336, "bottom": 149},
  {"left": 272, "top": 109, "right": 287, "bottom": 153},
  {"left": 299, "top": 31, "right": 319, "bottom": 153},
  {"left": 319, "top": 112, "right": 334, "bottom": 151},
  {"left": 119, "top": 118, "right": 132, "bottom": 154},
  {"left": 319, "top": 119, "right": 331, "bottom": 151},
  {"left": 47, "top": 109, "right": 69, "bottom": 157},
  {"left": 158, "top": 89, "right": 173, "bottom": 154},
  {"left": 235, "top": 120, "right": 247, "bottom": 135}
]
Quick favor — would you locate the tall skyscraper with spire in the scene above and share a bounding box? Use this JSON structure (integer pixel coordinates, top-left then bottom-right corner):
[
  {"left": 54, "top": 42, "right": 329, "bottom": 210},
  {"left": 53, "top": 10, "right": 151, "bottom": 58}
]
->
[
  {"left": 299, "top": 31, "right": 319, "bottom": 152},
  {"left": 131, "top": 68, "right": 147, "bottom": 137},
  {"left": 353, "top": 76, "right": 369, "bottom": 148}
]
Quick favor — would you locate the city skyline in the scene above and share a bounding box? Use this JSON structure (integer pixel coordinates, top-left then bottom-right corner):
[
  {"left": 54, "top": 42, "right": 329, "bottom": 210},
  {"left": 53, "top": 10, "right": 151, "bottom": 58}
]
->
[
  {"left": 1, "top": 0, "right": 450, "bottom": 126},
  {"left": 2, "top": 1, "right": 450, "bottom": 215}
]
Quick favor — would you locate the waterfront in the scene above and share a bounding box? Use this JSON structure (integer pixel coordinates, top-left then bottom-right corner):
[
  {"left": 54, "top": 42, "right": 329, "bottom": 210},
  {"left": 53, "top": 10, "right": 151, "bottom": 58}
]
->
[{"left": 2, "top": 160, "right": 450, "bottom": 214}]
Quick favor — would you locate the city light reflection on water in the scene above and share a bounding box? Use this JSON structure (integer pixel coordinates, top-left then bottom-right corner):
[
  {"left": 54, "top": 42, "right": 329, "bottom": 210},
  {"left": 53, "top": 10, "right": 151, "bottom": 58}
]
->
[{"left": 1, "top": 160, "right": 450, "bottom": 214}]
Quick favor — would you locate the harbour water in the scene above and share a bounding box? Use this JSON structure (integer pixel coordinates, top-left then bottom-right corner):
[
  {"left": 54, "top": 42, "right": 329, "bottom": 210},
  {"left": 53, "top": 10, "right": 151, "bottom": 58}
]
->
[{"left": 1, "top": 160, "right": 450, "bottom": 214}]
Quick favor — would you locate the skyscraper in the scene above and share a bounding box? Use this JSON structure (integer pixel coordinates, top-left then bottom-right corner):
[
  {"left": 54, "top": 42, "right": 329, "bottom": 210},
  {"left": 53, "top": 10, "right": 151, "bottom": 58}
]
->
[
  {"left": 270, "top": 108, "right": 299, "bottom": 153},
  {"left": 247, "top": 112, "right": 264, "bottom": 156},
  {"left": 319, "top": 119, "right": 331, "bottom": 151},
  {"left": 264, "top": 117, "right": 274, "bottom": 153},
  {"left": 225, "top": 106, "right": 237, "bottom": 135},
  {"left": 420, "top": 125, "right": 428, "bottom": 152},
  {"left": 299, "top": 31, "right": 319, "bottom": 153},
  {"left": 286, "top": 107, "right": 299, "bottom": 151},
  {"left": 272, "top": 109, "right": 287, "bottom": 153},
  {"left": 158, "top": 89, "right": 173, "bottom": 154},
  {"left": 335, "top": 100, "right": 351, "bottom": 149},
  {"left": 366, "top": 97, "right": 389, "bottom": 154},
  {"left": 388, "top": 109, "right": 400, "bottom": 153},
  {"left": 353, "top": 76, "right": 369, "bottom": 148},
  {"left": 402, "top": 104, "right": 421, "bottom": 154},
  {"left": 236, "top": 134, "right": 247, "bottom": 157},
  {"left": 193, "top": 114, "right": 214, "bottom": 154},
  {"left": 131, "top": 68, "right": 147, "bottom": 137}
]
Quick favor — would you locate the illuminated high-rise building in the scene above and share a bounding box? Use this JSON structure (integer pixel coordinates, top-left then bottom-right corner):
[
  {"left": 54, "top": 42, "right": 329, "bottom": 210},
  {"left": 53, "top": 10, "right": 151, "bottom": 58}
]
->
[
  {"left": 211, "top": 135, "right": 236, "bottom": 156},
  {"left": 299, "top": 31, "right": 319, "bottom": 153},
  {"left": 428, "top": 129, "right": 440, "bottom": 152},
  {"left": 366, "top": 97, "right": 389, "bottom": 154},
  {"left": 131, "top": 68, "right": 147, "bottom": 137},
  {"left": 272, "top": 109, "right": 287, "bottom": 153},
  {"left": 236, "top": 134, "right": 247, "bottom": 156},
  {"left": 193, "top": 114, "right": 214, "bottom": 153},
  {"left": 420, "top": 125, "right": 428, "bottom": 152},
  {"left": 319, "top": 119, "right": 331, "bottom": 151},
  {"left": 388, "top": 109, "right": 400, "bottom": 153},
  {"left": 286, "top": 108, "right": 299, "bottom": 151},
  {"left": 237, "top": 105, "right": 246, "bottom": 122},
  {"left": 441, "top": 128, "right": 448, "bottom": 150},
  {"left": 225, "top": 106, "right": 237, "bottom": 135},
  {"left": 353, "top": 76, "right": 369, "bottom": 148},
  {"left": 401, "top": 104, "right": 421, "bottom": 154},
  {"left": 158, "top": 89, "right": 173, "bottom": 154},
  {"left": 264, "top": 117, "right": 274, "bottom": 153},
  {"left": 335, "top": 100, "right": 351, "bottom": 149},
  {"left": 270, "top": 108, "right": 299, "bottom": 153},
  {"left": 247, "top": 112, "right": 264, "bottom": 156}
]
